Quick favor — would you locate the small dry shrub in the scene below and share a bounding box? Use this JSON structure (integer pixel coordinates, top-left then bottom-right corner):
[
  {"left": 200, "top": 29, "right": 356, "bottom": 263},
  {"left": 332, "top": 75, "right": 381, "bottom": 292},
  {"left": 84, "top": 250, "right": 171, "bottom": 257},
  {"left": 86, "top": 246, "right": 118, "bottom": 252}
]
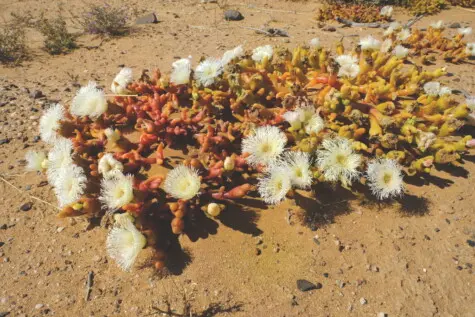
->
[
  {"left": 36, "top": 15, "right": 78, "bottom": 55},
  {"left": 80, "top": 3, "right": 129, "bottom": 36},
  {"left": 0, "top": 24, "right": 28, "bottom": 64}
]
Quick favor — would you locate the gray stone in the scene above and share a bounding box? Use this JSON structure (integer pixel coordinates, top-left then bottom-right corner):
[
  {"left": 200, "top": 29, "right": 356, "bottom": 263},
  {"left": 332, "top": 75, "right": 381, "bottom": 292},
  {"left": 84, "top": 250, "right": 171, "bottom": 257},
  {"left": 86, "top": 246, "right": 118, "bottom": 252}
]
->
[
  {"left": 29, "top": 90, "right": 44, "bottom": 99},
  {"left": 0, "top": 139, "right": 9, "bottom": 145},
  {"left": 224, "top": 10, "right": 244, "bottom": 21},
  {"left": 135, "top": 13, "right": 158, "bottom": 25},
  {"left": 377, "top": 313, "right": 388, "bottom": 317},
  {"left": 19, "top": 202, "right": 33, "bottom": 212},
  {"left": 449, "top": 22, "right": 461, "bottom": 29},
  {"left": 297, "top": 279, "right": 318, "bottom": 292}
]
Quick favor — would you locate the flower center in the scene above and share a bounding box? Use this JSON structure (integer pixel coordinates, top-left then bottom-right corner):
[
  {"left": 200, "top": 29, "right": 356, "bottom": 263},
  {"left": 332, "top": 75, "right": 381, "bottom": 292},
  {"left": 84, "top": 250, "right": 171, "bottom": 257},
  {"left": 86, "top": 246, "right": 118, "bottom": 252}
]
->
[
  {"left": 336, "top": 154, "right": 347, "bottom": 165},
  {"left": 383, "top": 172, "right": 392, "bottom": 184},
  {"left": 261, "top": 143, "right": 271, "bottom": 153},
  {"left": 295, "top": 168, "right": 303, "bottom": 178}
]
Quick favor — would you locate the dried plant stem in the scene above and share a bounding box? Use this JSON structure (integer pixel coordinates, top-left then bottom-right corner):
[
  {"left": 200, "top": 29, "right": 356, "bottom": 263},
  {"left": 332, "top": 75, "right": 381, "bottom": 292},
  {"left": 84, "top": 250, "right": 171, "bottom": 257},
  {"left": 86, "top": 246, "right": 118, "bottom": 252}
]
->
[{"left": 0, "top": 174, "right": 60, "bottom": 211}]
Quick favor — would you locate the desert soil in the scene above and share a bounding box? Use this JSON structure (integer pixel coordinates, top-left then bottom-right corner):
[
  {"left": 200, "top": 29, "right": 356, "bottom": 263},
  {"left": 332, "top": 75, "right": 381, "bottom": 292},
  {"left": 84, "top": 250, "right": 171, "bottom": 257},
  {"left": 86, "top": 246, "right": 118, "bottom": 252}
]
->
[{"left": 1, "top": 1, "right": 475, "bottom": 316}]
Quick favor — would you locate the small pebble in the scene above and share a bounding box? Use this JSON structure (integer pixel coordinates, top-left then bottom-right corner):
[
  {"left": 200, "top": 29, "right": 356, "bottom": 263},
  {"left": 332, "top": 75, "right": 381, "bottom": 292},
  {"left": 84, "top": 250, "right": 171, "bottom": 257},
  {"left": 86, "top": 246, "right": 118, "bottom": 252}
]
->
[
  {"left": 224, "top": 10, "right": 244, "bottom": 21},
  {"left": 56, "top": 227, "right": 65, "bottom": 233},
  {"left": 297, "top": 279, "right": 318, "bottom": 292},
  {"left": 35, "top": 304, "right": 44, "bottom": 310},
  {"left": 360, "top": 297, "right": 367, "bottom": 305},
  {"left": 19, "top": 202, "right": 33, "bottom": 211},
  {"left": 377, "top": 313, "right": 388, "bottom": 317},
  {"left": 467, "top": 240, "right": 475, "bottom": 247}
]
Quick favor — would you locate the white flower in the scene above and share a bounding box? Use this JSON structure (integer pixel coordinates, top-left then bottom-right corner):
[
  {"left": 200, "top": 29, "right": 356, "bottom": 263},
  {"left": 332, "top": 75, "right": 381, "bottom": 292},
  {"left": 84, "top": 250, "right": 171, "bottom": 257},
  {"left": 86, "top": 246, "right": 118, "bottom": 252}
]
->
[
  {"left": 309, "top": 38, "right": 320, "bottom": 49},
  {"left": 423, "top": 82, "right": 441, "bottom": 96},
  {"left": 283, "top": 111, "right": 303, "bottom": 130},
  {"left": 397, "top": 28, "right": 411, "bottom": 41},
  {"left": 283, "top": 105, "right": 315, "bottom": 130},
  {"left": 380, "top": 39, "right": 393, "bottom": 53},
  {"left": 467, "top": 97, "right": 475, "bottom": 112},
  {"left": 170, "top": 58, "right": 192, "bottom": 85},
  {"left": 106, "top": 213, "right": 146, "bottom": 271},
  {"left": 257, "top": 165, "right": 292, "bottom": 204},
  {"left": 458, "top": 27, "right": 472, "bottom": 35},
  {"left": 54, "top": 164, "right": 87, "bottom": 207},
  {"left": 366, "top": 158, "right": 404, "bottom": 200},
  {"left": 25, "top": 151, "right": 47, "bottom": 172},
  {"left": 111, "top": 67, "right": 133, "bottom": 94},
  {"left": 384, "top": 22, "right": 401, "bottom": 36},
  {"left": 393, "top": 45, "right": 409, "bottom": 58},
  {"left": 100, "top": 173, "right": 134, "bottom": 212},
  {"left": 439, "top": 86, "right": 452, "bottom": 96},
  {"left": 335, "top": 54, "right": 358, "bottom": 67},
  {"left": 380, "top": 6, "right": 393, "bottom": 17},
  {"left": 46, "top": 138, "right": 74, "bottom": 184},
  {"left": 316, "top": 137, "right": 361, "bottom": 186},
  {"left": 104, "top": 128, "right": 121, "bottom": 144},
  {"left": 98, "top": 153, "right": 124, "bottom": 179},
  {"left": 252, "top": 45, "right": 273, "bottom": 63},
  {"left": 71, "top": 81, "right": 108, "bottom": 119},
  {"left": 282, "top": 151, "right": 312, "bottom": 189},
  {"left": 221, "top": 45, "right": 244, "bottom": 65},
  {"left": 242, "top": 125, "right": 287, "bottom": 167},
  {"left": 338, "top": 63, "right": 360, "bottom": 79},
  {"left": 305, "top": 114, "right": 325, "bottom": 135},
  {"left": 416, "top": 131, "right": 436, "bottom": 151},
  {"left": 39, "top": 103, "right": 65, "bottom": 144},
  {"left": 430, "top": 20, "right": 444, "bottom": 29},
  {"left": 163, "top": 165, "right": 201, "bottom": 200},
  {"left": 194, "top": 58, "right": 223, "bottom": 87},
  {"left": 466, "top": 43, "right": 475, "bottom": 56},
  {"left": 359, "top": 36, "right": 381, "bottom": 51}
]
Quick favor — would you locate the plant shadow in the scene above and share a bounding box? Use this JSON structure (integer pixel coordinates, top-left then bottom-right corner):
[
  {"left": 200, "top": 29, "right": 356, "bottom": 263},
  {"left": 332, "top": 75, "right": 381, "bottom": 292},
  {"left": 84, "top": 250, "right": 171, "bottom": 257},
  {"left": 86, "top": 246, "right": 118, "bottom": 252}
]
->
[
  {"left": 396, "top": 193, "right": 430, "bottom": 216},
  {"left": 218, "top": 201, "right": 263, "bottom": 236},
  {"left": 293, "top": 184, "right": 355, "bottom": 231}
]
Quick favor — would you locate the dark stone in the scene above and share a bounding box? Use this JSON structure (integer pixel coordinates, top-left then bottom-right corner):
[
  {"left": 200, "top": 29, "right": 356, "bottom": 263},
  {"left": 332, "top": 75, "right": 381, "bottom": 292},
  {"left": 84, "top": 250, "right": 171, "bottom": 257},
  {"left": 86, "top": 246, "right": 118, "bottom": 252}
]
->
[
  {"left": 33, "top": 136, "right": 40, "bottom": 142},
  {"left": 323, "top": 273, "right": 329, "bottom": 278},
  {"left": 315, "top": 282, "right": 323, "bottom": 289},
  {"left": 456, "top": 266, "right": 463, "bottom": 271},
  {"left": 135, "top": 13, "right": 158, "bottom": 25},
  {"left": 255, "top": 248, "right": 261, "bottom": 255},
  {"left": 30, "top": 107, "right": 39, "bottom": 112},
  {"left": 20, "top": 202, "right": 33, "bottom": 211},
  {"left": 0, "top": 242, "right": 4, "bottom": 247},
  {"left": 467, "top": 240, "right": 475, "bottom": 247},
  {"left": 29, "top": 90, "right": 44, "bottom": 99},
  {"left": 25, "top": 185, "right": 32, "bottom": 191},
  {"left": 323, "top": 26, "right": 336, "bottom": 32},
  {"left": 434, "top": 228, "right": 440, "bottom": 232},
  {"left": 297, "top": 279, "right": 318, "bottom": 292},
  {"left": 0, "top": 312, "right": 10, "bottom": 317},
  {"left": 0, "top": 224, "right": 6, "bottom": 230},
  {"left": 449, "top": 22, "right": 461, "bottom": 29},
  {"left": 0, "top": 139, "right": 9, "bottom": 145},
  {"left": 38, "top": 181, "right": 48, "bottom": 187},
  {"left": 224, "top": 10, "right": 244, "bottom": 21}
]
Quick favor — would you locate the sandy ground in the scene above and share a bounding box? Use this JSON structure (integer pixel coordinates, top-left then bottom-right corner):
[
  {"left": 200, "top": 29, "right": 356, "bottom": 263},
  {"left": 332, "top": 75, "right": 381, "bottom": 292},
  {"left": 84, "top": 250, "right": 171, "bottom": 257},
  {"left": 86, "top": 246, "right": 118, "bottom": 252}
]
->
[{"left": 1, "top": 1, "right": 475, "bottom": 316}]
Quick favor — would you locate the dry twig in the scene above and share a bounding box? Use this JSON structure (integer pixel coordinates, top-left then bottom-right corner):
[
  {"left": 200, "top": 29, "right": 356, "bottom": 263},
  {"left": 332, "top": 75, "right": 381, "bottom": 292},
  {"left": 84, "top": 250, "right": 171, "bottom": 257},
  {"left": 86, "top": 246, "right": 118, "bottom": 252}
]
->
[{"left": 0, "top": 174, "right": 60, "bottom": 211}]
